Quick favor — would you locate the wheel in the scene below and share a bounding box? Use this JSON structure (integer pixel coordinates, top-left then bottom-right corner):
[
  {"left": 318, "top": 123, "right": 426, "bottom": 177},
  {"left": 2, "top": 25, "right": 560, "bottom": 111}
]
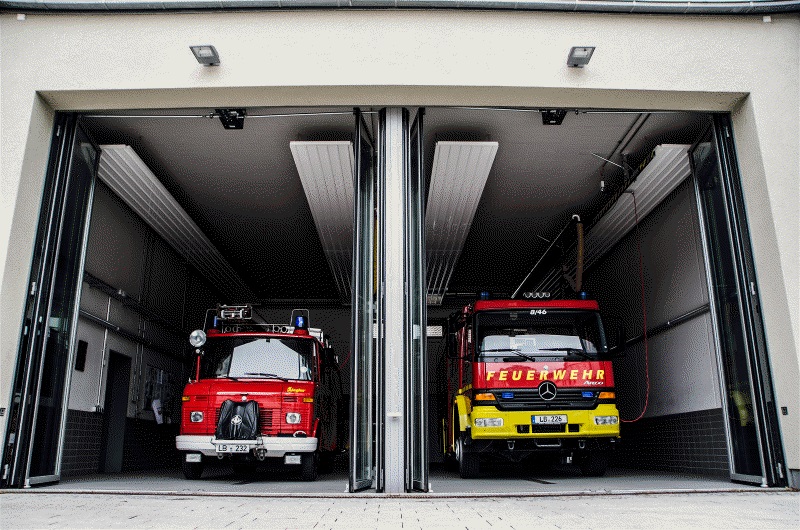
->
[
  {"left": 578, "top": 451, "right": 609, "bottom": 477},
  {"left": 299, "top": 452, "right": 318, "bottom": 482},
  {"left": 456, "top": 435, "right": 479, "bottom": 479},
  {"left": 182, "top": 457, "right": 204, "bottom": 480}
]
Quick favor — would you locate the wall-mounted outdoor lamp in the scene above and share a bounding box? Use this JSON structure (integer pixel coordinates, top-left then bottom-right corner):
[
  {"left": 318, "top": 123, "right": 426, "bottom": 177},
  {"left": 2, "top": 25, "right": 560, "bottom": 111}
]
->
[
  {"left": 190, "top": 45, "right": 220, "bottom": 66},
  {"left": 567, "top": 46, "right": 595, "bottom": 68}
]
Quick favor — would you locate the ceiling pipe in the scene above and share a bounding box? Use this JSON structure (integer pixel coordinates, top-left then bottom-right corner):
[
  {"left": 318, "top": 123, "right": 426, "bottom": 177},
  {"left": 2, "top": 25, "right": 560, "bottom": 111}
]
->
[{"left": 7, "top": 1, "right": 799, "bottom": 14}]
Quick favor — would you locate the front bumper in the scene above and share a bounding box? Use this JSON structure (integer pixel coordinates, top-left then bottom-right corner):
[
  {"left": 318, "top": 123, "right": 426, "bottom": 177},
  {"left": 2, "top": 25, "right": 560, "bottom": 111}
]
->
[
  {"left": 176, "top": 435, "right": 318, "bottom": 457},
  {"left": 469, "top": 404, "right": 621, "bottom": 440}
]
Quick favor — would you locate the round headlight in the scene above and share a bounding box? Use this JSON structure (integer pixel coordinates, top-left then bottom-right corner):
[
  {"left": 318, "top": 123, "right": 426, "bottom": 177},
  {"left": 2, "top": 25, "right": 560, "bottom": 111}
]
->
[
  {"left": 189, "top": 329, "right": 207, "bottom": 347},
  {"left": 190, "top": 411, "right": 204, "bottom": 423},
  {"left": 285, "top": 412, "right": 301, "bottom": 424}
]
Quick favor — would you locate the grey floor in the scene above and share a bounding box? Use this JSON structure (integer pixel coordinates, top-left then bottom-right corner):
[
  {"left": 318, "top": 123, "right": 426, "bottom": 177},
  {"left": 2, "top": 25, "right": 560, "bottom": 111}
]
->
[{"left": 42, "top": 462, "right": 759, "bottom": 497}]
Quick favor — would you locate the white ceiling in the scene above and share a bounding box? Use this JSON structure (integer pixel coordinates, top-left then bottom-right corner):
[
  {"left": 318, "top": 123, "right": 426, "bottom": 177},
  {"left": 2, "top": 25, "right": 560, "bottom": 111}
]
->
[{"left": 83, "top": 107, "right": 704, "bottom": 302}]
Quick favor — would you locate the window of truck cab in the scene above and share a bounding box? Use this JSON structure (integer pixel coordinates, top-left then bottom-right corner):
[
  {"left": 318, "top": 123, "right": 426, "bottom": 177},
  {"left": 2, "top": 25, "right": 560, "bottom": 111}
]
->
[
  {"left": 200, "top": 336, "right": 316, "bottom": 380},
  {"left": 474, "top": 310, "right": 608, "bottom": 362}
]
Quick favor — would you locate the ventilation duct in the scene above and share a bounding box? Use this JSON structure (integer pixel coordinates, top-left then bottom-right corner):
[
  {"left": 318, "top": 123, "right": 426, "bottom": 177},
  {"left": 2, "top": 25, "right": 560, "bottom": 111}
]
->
[
  {"left": 426, "top": 141, "right": 499, "bottom": 305},
  {"left": 533, "top": 144, "right": 692, "bottom": 293},
  {"left": 97, "top": 145, "right": 255, "bottom": 301},
  {"left": 290, "top": 141, "right": 355, "bottom": 303}
]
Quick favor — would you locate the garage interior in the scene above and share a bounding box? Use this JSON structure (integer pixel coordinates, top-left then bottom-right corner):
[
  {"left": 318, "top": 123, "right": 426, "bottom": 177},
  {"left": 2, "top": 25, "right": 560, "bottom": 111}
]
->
[{"left": 45, "top": 105, "right": 739, "bottom": 492}]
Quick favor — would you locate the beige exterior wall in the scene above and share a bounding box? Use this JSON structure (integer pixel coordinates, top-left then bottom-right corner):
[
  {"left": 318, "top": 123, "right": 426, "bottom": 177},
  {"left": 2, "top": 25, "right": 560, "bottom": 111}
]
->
[{"left": 1, "top": 10, "right": 798, "bottom": 472}]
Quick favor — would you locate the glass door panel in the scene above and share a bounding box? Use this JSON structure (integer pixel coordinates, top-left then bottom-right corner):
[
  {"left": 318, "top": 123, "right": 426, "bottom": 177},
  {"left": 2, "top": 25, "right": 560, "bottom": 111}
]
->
[
  {"left": 349, "top": 109, "right": 377, "bottom": 492},
  {"left": 405, "top": 109, "right": 428, "bottom": 492},
  {"left": 692, "top": 116, "right": 785, "bottom": 486},
  {"left": 27, "top": 124, "right": 97, "bottom": 485}
]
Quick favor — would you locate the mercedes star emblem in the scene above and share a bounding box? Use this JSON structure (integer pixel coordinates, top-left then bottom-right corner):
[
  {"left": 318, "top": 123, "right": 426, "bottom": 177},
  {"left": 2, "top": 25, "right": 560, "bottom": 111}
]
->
[
  {"left": 231, "top": 415, "right": 243, "bottom": 426},
  {"left": 538, "top": 381, "right": 557, "bottom": 401}
]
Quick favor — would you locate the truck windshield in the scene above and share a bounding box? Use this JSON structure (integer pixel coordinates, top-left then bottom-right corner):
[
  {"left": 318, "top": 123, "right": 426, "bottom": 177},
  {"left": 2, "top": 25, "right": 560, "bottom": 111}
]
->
[
  {"left": 200, "top": 337, "right": 315, "bottom": 380},
  {"left": 474, "top": 310, "right": 607, "bottom": 362}
]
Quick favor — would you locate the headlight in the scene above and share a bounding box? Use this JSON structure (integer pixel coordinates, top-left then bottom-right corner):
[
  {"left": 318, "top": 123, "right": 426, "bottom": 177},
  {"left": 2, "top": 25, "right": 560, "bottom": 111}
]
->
[
  {"left": 474, "top": 417, "right": 504, "bottom": 427},
  {"left": 286, "top": 412, "right": 301, "bottom": 424},
  {"left": 594, "top": 415, "right": 619, "bottom": 425},
  {"left": 190, "top": 411, "right": 204, "bottom": 423}
]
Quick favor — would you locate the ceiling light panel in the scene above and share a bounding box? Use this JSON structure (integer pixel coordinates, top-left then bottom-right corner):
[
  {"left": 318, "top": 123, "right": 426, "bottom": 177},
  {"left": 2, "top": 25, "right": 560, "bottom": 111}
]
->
[
  {"left": 290, "top": 141, "right": 355, "bottom": 302},
  {"left": 534, "top": 144, "right": 691, "bottom": 293},
  {"left": 98, "top": 145, "right": 255, "bottom": 301},
  {"left": 426, "top": 141, "right": 499, "bottom": 305}
]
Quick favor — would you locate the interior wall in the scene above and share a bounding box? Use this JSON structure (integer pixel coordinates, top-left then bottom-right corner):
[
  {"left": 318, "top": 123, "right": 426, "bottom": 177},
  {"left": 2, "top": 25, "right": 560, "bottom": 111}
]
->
[
  {"left": 584, "top": 177, "right": 728, "bottom": 475},
  {"left": 62, "top": 182, "right": 221, "bottom": 476}
]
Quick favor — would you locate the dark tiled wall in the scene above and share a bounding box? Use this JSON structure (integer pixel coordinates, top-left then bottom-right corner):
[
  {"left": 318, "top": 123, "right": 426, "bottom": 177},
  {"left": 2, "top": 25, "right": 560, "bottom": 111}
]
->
[
  {"left": 62, "top": 410, "right": 180, "bottom": 477},
  {"left": 61, "top": 409, "right": 103, "bottom": 477},
  {"left": 121, "top": 418, "right": 180, "bottom": 472},
  {"left": 613, "top": 408, "right": 729, "bottom": 476}
]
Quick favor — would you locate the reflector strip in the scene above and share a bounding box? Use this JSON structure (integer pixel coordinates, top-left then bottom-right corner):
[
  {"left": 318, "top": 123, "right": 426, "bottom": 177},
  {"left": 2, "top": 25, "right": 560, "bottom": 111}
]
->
[
  {"left": 290, "top": 141, "right": 355, "bottom": 302},
  {"left": 426, "top": 141, "right": 498, "bottom": 305}
]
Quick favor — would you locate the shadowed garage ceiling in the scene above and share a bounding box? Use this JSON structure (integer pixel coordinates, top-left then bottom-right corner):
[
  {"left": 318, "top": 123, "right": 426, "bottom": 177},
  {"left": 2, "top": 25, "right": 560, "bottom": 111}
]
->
[{"left": 83, "top": 107, "right": 704, "bottom": 304}]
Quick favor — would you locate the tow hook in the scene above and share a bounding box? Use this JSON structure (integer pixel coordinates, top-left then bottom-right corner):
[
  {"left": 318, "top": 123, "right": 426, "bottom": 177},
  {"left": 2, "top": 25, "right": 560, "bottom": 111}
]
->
[
  {"left": 255, "top": 448, "right": 268, "bottom": 461},
  {"left": 578, "top": 440, "right": 586, "bottom": 450},
  {"left": 507, "top": 440, "right": 515, "bottom": 451}
]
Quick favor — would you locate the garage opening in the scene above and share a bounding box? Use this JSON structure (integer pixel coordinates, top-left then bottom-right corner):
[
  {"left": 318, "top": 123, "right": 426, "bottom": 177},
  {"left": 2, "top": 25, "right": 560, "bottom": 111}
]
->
[{"left": 1, "top": 106, "right": 785, "bottom": 493}]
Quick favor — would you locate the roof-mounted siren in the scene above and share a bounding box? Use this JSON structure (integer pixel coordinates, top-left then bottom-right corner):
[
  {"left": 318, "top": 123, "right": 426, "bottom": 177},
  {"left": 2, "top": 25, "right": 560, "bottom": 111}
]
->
[
  {"left": 291, "top": 309, "right": 310, "bottom": 335},
  {"left": 217, "top": 304, "right": 253, "bottom": 321}
]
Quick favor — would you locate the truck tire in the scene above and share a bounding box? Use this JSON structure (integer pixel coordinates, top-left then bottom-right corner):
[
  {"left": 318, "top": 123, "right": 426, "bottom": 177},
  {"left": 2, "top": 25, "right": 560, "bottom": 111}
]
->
[
  {"left": 182, "top": 458, "right": 204, "bottom": 480},
  {"left": 578, "top": 451, "right": 609, "bottom": 477},
  {"left": 299, "top": 452, "right": 318, "bottom": 482},
  {"left": 456, "top": 435, "right": 480, "bottom": 479}
]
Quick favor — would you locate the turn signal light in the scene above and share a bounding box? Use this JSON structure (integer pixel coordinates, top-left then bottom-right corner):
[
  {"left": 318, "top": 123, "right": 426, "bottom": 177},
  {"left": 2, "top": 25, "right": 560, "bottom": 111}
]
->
[
  {"left": 598, "top": 392, "right": 616, "bottom": 400},
  {"left": 303, "top": 397, "right": 314, "bottom": 403},
  {"left": 474, "top": 393, "right": 496, "bottom": 401},
  {"left": 182, "top": 396, "right": 191, "bottom": 402}
]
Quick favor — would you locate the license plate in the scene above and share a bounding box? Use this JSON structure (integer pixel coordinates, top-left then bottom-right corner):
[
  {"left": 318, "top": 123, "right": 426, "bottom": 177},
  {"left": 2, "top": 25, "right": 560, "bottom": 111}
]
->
[
  {"left": 284, "top": 455, "right": 302, "bottom": 465},
  {"left": 532, "top": 415, "right": 567, "bottom": 424},
  {"left": 216, "top": 444, "right": 250, "bottom": 453}
]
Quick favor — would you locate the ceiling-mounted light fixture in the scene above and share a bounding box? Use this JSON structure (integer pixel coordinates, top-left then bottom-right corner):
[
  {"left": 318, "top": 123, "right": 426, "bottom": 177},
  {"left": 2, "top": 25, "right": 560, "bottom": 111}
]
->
[
  {"left": 541, "top": 109, "right": 567, "bottom": 125},
  {"left": 190, "top": 45, "right": 220, "bottom": 66},
  {"left": 567, "top": 46, "right": 595, "bottom": 68},
  {"left": 215, "top": 108, "right": 246, "bottom": 130}
]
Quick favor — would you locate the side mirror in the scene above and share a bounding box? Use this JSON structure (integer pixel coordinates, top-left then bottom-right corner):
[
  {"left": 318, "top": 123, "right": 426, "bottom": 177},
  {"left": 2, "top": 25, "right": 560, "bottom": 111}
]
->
[
  {"left": 604, "top": 319, "right": 626, "bottom": 357},
  {"left": 323, "top": 347, "right": 337, "bottom": 366}
]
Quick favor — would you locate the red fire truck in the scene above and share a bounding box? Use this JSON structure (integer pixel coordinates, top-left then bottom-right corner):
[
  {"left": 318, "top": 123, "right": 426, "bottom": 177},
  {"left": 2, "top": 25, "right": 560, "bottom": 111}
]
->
[
  {"left": 443, "top": 295, "right": 624, "bottom": 478},
  {"left": 176, "top": 305, "right": 342, "bottom": 481}
]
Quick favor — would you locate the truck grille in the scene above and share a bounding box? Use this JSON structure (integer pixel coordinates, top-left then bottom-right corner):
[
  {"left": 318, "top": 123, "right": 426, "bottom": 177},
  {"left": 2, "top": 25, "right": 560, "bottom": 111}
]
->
[
  {"left": 492, "top": 389, "right": 597, "bottom": 410},
  {"left": 214, "top": 406, "right": 277, "bottom": 434}
]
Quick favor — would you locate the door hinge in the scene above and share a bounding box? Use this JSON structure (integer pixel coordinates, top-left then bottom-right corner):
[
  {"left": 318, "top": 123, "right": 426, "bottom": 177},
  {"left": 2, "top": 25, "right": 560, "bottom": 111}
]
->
[
  {"left": 2, "top": 464, "right": 9, "bottom": 481},
  {"left": 724, "top": 126, "right": 731, "bottom": 138},
  {"left": 56, "top": 125, "right": 62, "bottom": 137},
  {"left": 750, "top": 282, "right": 757, "bottom": 296},
  {"left": 777, "top": 462, "right": 784, "bottom": 479},
  {"left": 30, "top": 281, "right": 37, "bottom": 295}
]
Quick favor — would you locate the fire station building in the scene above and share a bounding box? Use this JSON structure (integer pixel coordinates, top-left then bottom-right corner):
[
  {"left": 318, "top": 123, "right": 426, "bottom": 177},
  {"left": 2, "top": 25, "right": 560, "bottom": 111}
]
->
[{"left": 1, "top": 1, "right": 798, "bottom": 494}]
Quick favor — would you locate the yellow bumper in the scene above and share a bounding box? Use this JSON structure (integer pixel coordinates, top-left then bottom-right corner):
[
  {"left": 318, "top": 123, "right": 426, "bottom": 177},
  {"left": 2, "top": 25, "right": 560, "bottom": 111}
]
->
[{"left": 469, "top": 404, "right": 621, "bottom": 440}]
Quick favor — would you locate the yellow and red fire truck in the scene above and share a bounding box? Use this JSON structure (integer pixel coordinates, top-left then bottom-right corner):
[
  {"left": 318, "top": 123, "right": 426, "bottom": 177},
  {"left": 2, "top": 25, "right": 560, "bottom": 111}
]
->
[
  {"left": 443, "top": 295, "right": 624, "bottom": 478},
  {"left": 176, "top": 305, "right": 342, "bottom": 481}
]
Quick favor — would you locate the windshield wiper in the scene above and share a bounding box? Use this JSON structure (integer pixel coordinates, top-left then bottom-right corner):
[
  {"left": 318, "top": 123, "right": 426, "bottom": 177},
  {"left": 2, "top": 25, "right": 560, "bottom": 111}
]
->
[
  {"left": 538, "top": 347, "right": 593, "bottom": 360},
  {"left": 481, "top": 348, "right": 539, "bottom": 363},
  {"left": 243, "top": 372, "right": 289, "bottom": 381}
]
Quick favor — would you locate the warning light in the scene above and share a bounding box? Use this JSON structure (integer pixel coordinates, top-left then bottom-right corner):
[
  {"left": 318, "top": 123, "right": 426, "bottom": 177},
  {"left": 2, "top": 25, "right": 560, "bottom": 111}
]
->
[
  {"left": 480, "top": 291, "right": 490, "bottom": 300},
  {"left": 578, "top": 291, "right": 590, "bottom": 300},
  {"left": 294, "top": 315, "right": 306, "bottom": 329}
]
